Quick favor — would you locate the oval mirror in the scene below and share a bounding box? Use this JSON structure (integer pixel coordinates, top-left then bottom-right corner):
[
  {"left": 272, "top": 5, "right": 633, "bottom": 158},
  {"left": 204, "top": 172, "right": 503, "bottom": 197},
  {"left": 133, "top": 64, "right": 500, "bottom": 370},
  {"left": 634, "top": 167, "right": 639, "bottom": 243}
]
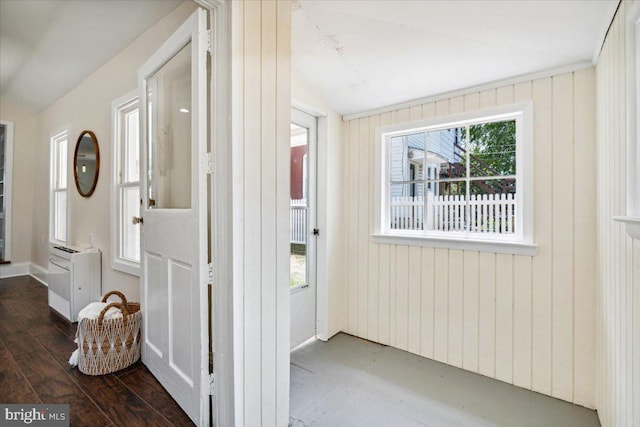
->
[{"left": 74, "top": 130, "right": 100, "bottom": 197}]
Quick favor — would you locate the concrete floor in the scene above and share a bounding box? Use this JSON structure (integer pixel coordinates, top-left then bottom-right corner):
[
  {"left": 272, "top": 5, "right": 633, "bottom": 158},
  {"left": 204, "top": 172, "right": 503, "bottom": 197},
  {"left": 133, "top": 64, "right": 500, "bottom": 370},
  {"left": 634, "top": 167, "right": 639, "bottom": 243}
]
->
[{"left": 290, "top": 333, "right": 600, "bottom": 427}]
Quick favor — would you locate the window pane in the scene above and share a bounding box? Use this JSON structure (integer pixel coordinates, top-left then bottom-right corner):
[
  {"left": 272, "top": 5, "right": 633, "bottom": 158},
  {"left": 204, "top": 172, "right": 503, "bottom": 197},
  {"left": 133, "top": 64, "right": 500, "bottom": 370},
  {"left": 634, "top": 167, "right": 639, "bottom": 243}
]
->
[
  {"left": 390, "top": 183, "right": 424, "bottom": 231},
  {"left": 290, "top": 123, "right": 308, "bottom": 201},
  {"left": 425, "top": 180, "right": 467, "bottom": 197},
  {"left": 122, "top": 186, "right": 141, "bottom": 262},
  {"left": 426, "top": 127, "right": 466, "bottom": 180},
  {"left": 469, "top": 177, "right": 515, "bottom": 195},
  {"left": 125, "top": 108, "right": 140, "bottom": 183},
  {"left": 58, "top": 138, "right": 67, "bottom": 189},
  {"left": 147, "top": 41, "right": 191, "bottom": 209},
  {"left": 467, "top": 120, "right": 516, "bottom": 178},
  {"left": 290, "top": 123, "right": 308, "bottom": 288},
  {"left": 54, "top": 190, "right": 67, "bottom": 241},
  {"left": 467, "top": 180, "right": 516, "bottom": 234},
  {"left": 425, "top": 181, "right": 467, "bottom": 232},
  {"left": 389, "top": 133, "right": 425, "bottom": 183}
]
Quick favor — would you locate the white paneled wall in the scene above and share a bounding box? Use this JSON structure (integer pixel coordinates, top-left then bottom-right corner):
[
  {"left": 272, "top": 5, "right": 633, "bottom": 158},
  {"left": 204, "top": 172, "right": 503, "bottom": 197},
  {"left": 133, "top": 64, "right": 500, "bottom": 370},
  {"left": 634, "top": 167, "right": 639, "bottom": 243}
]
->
[
  {"left": 341, "top": 69, "right": 597, "bottom": 408},
  {"left": 596, "top": 1, "right": 640, "bottom": 426},
  {"left": 231, "top": 1, "right": 291, "bottom": 425}
]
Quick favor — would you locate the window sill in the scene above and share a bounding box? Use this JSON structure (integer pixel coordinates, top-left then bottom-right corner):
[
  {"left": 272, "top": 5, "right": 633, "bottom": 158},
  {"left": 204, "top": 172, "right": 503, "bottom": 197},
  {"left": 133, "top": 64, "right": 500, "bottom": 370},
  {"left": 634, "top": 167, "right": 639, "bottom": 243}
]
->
[
  {"left": 112, "top": 259, "right": 140, "bottom": 277},
  {"left": 613, "top": 216, "right": 640, "bottom": 240},
  {"left": 371, "top": 233, "right": 538, "bottom": 256}
]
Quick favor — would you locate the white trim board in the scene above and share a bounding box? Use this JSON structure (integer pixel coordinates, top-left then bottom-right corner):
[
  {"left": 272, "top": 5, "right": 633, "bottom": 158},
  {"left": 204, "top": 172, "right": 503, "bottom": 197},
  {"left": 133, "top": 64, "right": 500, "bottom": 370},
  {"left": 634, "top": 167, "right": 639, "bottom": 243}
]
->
[
  {"left": 0, "top": 120, "right": 14, "bottom": 262},
  {"left": 626, "top": 1, "right": 640, "bottom": 218},
  {"left": 195, "top": 0, "right": 234, "bottom": 426},
  {"left": 292, "top": 99, "right": 329, "bottom": 119},
  {"left": 0, "top": 262, "right": 49, "bottom": 284},
  {"left": 343, "top": 61, "right": 593, "bottom": 122},
  {"left": 0, "top": 262, "right": 31, "bottom": 278},
  {"left": 29, "top": 263, "right": 49, "bottom": 286}
]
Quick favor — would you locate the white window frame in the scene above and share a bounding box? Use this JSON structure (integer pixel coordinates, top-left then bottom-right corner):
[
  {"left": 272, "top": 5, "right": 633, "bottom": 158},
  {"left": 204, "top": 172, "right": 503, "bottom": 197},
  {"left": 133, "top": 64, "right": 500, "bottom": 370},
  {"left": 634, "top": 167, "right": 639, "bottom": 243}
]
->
[
  {"left": 50, "top": 127, "right": 69, "bottom": 245},
  {"left": 111, "top": 91, "right": 141, "bottom": 276},
  {"left": 0, "top": 120, "right": 14, "bottom": 261},
  {"left": 374, "top": 102, "right": 537, "bottom": 256},
  {"left": 614, "top": 3, "right": 640, "bottom": 238}
]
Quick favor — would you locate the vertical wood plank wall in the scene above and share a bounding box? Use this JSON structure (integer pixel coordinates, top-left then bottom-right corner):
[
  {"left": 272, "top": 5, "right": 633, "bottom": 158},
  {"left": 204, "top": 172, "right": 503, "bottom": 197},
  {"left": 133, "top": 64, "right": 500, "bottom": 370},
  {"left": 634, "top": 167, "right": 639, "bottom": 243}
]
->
[
  {"left": 596, "top": 2, "right": 640, "bottom": 426},
  {"left": 231, "top": 1, "right": 291, "bottom": 425},
  {"left": 341, "top": 70, "right": 597, "bottom": 408}
]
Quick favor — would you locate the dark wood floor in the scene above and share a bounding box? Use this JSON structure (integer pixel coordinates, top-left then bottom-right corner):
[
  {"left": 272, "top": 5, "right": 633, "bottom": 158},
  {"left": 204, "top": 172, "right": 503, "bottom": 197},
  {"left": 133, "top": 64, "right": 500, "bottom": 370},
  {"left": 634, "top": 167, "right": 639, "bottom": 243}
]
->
[{"left": 0, "top": 275, "right": 194, "bottom": 426}]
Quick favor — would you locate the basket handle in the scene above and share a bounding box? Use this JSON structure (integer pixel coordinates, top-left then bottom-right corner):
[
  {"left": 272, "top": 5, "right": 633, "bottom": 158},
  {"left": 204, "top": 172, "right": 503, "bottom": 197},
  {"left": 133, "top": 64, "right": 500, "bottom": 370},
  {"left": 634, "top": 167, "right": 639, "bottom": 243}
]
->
[
  {"left": 98, "top": 302, "right": 129, "bottom": 326},
  {"left": 101, "top": 290, "right": 128, "bottom": 305}
]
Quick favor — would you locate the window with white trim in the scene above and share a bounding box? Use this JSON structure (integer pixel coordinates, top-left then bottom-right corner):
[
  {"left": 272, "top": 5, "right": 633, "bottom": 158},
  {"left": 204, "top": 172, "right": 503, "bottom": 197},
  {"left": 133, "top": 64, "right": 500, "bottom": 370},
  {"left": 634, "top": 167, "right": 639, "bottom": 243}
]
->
[
  {"left": 50, "top": 129, "right": 68, "bottom": 244},
  {"left": 375, "top": 103, "right": 535, "bottom": 255},
  {"left": 112, "top": 93, "right": 141, "bottom": 276}
]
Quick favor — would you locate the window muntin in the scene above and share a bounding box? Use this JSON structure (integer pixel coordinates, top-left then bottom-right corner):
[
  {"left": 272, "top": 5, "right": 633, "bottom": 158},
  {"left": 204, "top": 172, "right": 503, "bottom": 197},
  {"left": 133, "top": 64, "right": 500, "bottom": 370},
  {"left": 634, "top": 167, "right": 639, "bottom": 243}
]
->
[
  {"left": 50, "top": 130, "right": 68, "bottom": 244},
  {"left": 380, "top": 105, "right": 530, "bottom": 246},
  {"left": 112, "top": 95, "right": 140, "bottom": 275}
]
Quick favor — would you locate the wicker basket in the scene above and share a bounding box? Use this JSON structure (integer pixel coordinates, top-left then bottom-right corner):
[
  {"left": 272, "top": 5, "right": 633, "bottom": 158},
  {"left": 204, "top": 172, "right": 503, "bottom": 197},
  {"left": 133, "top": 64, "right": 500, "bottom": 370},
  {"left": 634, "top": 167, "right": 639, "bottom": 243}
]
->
[{"left": 77, "top": 291, "right": 141, "bottom": 375}]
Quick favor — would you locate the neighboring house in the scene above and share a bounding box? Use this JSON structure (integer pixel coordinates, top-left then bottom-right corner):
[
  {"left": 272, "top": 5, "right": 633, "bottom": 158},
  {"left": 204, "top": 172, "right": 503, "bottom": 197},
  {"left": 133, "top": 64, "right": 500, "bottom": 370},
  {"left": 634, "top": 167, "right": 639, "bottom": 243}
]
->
[
  {"left": 389, "top": 128, "right": 463, "bottom": 198},
  {"left": 290, "top": 145, "right": 307, "bottom": 200}
]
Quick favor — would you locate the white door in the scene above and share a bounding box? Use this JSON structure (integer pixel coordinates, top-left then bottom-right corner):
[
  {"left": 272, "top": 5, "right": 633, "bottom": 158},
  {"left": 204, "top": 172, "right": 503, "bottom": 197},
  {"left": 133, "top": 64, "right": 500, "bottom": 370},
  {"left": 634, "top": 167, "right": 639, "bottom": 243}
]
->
[
  {"left": 290, "top": 109, "right": 317, "bottom": 349},
  {"left": 138, "top": 8, "right": 209, "bottom": 425}
]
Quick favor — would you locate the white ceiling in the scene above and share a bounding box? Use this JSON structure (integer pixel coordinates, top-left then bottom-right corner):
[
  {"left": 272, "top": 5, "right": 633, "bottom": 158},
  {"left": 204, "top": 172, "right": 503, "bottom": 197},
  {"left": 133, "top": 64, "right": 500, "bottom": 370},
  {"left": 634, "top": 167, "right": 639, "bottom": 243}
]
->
[
  {"left": 292, "top": 0, "right": 618, "bottom": 116},
  {"left": 0, "top": 0, "right": 184, "bottom": 112},
  {"left": 0, "top": 0, "right": 619, "bottom": 115}
]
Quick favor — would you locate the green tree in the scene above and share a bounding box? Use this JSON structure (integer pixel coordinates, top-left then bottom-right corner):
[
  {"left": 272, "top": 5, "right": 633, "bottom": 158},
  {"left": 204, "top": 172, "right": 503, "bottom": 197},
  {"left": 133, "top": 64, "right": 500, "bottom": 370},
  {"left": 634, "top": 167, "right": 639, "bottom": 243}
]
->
[{"left": 467, "top": 120, "right": 516, "bottom": 176}]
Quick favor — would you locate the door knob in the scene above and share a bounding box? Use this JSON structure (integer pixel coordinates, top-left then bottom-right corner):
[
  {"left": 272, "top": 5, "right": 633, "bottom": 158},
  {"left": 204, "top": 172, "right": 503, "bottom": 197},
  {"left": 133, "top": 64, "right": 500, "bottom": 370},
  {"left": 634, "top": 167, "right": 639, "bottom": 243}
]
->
[{"left": 132, "top": 216, "right": 144, "bottom": 225}]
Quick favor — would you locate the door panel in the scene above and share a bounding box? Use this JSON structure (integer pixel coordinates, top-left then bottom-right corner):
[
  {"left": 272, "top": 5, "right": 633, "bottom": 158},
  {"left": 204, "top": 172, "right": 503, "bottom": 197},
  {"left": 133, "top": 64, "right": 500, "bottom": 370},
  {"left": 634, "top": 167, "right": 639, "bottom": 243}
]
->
[
  {"left": 290, "top": 109, "right": 317, "bottom": 349},
  {"left": 144, "top": 251, "right": 165, "bottom": 357},
  {"left": 168, "top": 258, "right": 194, "bottom": 383},
  {"left": 138, "top": 8, "right": 209, "bottom": 426}
]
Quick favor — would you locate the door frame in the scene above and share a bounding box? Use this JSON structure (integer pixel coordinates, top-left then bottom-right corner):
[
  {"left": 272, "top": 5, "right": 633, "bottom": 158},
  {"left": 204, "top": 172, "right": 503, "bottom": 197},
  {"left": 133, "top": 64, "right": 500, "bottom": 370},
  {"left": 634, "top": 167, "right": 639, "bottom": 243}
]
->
[
  {"left": 290, "top": 102, "right": 333, "bottom": 342},
  {"left": 195, "top": 1, "right": 234, "bottom": 426},
  {"left": 290, "top": 107, "right": 318, "bottom": 349},
  {"left": 0, "top": 120, "right": 13, "bottom": 262}
]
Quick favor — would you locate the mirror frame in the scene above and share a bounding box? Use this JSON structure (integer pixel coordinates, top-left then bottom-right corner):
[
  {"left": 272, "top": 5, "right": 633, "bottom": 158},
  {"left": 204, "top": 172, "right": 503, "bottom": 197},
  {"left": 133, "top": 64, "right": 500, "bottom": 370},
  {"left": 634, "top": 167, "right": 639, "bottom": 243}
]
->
[{"left": 73, "top": 130, "right": 100, "bottom": 197}]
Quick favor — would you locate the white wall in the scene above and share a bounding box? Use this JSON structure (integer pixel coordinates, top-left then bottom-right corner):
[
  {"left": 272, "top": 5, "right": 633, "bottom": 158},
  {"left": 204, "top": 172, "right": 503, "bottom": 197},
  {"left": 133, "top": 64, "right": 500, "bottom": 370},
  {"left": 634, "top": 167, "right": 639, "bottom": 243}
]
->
[
  {"left": 595, "top": 1, "right": 640, "bottom": 426},
  {"left": 341, "top": 69, "right": 597, "bottom": 408},
  {"left": 292, "top": 73, "right": 345, "bottom": 340},
  {"left": 0, "top": 99, "right": 36, "bottom": 266},
  {"left": 231, "top": 0, "right": 291, "bottom": 425},
  {"left": 31, "top": 2, "right": 197, "bottom": 299}
]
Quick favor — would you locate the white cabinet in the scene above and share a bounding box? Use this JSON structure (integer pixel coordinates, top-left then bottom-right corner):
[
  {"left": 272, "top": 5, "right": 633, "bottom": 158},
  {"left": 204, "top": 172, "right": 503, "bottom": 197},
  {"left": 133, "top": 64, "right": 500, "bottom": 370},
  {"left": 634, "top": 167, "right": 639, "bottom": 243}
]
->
[{"left": 48, "top": 245, "right": 101, "bottom": 322}]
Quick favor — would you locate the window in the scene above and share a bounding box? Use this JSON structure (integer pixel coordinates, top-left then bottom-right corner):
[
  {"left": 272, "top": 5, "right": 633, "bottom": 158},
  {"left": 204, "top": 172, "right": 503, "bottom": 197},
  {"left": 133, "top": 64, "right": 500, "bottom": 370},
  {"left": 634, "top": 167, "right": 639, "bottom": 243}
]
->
[
  {"left": 375, "top": 103, "right": 536, "bottom": 255},
  {"left": 614, "top": 3, "right": 640, "bottom": 238},
  {"left": 111, "top": 93, "right": 141, "bottom": 275},
  {"left": 50, "top": 129, "right": 68, "bottom": 244}
]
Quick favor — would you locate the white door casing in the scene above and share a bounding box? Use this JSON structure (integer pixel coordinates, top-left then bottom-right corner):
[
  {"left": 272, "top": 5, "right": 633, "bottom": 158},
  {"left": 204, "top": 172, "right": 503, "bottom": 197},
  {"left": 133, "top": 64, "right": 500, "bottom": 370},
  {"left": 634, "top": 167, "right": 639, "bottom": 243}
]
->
[
  {"left": 0, "top": 120, "right": 13, "bottom": 262},
  {"left": 290, "top": 108, "right": 317, "bottom": 350},
  {"left": 138, "top": 8, "right": 209, "bottom": 426}
]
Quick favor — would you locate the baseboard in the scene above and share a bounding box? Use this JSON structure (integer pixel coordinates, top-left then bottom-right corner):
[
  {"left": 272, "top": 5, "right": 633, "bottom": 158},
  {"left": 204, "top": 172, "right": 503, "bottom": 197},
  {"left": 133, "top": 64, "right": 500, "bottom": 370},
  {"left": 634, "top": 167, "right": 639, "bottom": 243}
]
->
[
  {"left": 29, "top": 263, "right": 49, "bottom": 287},
  {"left": 0, "top": 262, "right": 49, "bottom": 287},
  {"left": 0, "top": 262, "right": 30, "bottom": 278}
]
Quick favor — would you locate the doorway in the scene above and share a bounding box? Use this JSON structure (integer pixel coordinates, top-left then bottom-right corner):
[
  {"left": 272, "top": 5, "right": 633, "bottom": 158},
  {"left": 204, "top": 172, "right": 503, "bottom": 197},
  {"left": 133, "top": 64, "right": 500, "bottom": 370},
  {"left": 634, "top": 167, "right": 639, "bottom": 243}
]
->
[
  {"left": 0, "top": 121, "right": 13, "bottom": 263},
  {"left": 290, "top": 108, "right": 317, "bottom": 350},
  {"left": 137, "top": 7, "right": 210, "bottom": 425}
]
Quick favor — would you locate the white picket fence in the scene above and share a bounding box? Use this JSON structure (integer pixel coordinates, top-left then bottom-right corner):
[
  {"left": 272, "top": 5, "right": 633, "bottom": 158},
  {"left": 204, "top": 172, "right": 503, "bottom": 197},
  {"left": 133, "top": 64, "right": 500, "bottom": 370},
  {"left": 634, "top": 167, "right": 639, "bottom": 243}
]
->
[
  {"left": 390, "top": 193, "right": 517, "bottom": 234},
  {"left": 290, "top": 199, "right": 307, "bottom": 243}
]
